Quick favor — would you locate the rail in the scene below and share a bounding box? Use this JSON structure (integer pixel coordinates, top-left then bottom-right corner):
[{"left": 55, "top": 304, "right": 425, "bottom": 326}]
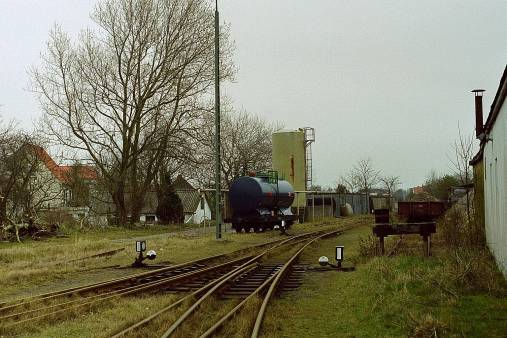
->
[{"left": 110, "top": 230, "right": 331, "bottom": 337}]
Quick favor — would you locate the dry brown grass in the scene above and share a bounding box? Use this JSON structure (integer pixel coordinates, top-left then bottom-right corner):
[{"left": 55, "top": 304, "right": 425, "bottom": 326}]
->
[
  {"left": 358, "top": 234, "right": 378, "bottom": 258},
  {"left": 435, "top": 204, "right": 506, "bottom": 295},
  {"left": 0, "top": 216, "right": 373, "bottom": 337},
  {"left": 408, "top": 313, "right": 447, "bottom": 338},
  {"left": 446, "top": 247, "right": 507, "bottom": 295},
  {"left": 438, "top": 204, "right": 485, "bottom": 248}
]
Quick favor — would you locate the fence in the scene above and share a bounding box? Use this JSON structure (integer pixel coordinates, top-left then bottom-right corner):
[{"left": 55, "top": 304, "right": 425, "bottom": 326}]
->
[
  {"left": 201, "top": 189, "right": 370, "bottom": 224},
  {"left": 296, "top": 191, "right": 369, "bottom": 222}
]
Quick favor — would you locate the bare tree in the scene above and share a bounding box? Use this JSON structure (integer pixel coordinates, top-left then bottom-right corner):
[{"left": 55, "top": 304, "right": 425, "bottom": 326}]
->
[
  {"left": 337, "top": 174, "right": 355, "bottom": 193},
  {"left": 380, "top": 175, "right": 401, "bottom": 210},
  {"left": 448, "top": 125, "right": 474, "bottom": 222},
  {"left": 32, "top": 0, "right": 235, "bottom": 224},
  {"left": 191, "top": 104, "right": 282, "bottom": 188},
  {"left": 380, "top": 175, "right": 401, "bottom": 197},
  {"left": 351, "top": 158, "right": 380, "bottom": 196}
]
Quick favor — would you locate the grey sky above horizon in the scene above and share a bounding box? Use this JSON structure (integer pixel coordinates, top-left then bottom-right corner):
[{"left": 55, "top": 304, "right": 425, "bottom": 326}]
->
[{"left": 0, "top": 0, "right": 505, "bottom": 189}]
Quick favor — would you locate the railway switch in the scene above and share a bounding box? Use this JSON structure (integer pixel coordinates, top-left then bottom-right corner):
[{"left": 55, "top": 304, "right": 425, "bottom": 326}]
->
[
  {"left": 132, "top": 240, "right": 157, "bottom": 267},
  {"left": 313, "top": 247, "right": 354, "bottom": 272},
  {"left": 318, "top": 256, "right": 329, "bottom": 266},
  {"left": 335, "top": 246, "right": 344, "bottom": 268}
]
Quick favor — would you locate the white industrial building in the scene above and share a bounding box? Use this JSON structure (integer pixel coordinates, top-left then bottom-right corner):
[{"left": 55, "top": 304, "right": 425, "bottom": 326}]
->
[{"left": 472, "top": 65, "right": 507, "bottom": 277}]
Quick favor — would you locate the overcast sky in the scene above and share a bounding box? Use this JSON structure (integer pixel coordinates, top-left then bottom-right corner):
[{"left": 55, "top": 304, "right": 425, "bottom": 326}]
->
[{"left": 0, "top": 0, "right": 506, "bottom": 189}]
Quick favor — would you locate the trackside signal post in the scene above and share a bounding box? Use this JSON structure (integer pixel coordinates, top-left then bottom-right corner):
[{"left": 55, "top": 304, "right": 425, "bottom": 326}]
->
[{"left": 214, "top": 0, "right": 222, "bottom": 239}]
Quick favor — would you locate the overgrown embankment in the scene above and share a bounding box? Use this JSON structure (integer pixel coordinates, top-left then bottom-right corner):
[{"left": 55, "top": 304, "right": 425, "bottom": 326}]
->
[{"left": 264, "top": 209, "right": 507, "bottom": 338}]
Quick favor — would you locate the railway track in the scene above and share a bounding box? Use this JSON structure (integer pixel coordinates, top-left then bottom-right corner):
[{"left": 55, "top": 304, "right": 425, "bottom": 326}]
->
[
  {"left": 0, "top": 228, "right": 335, "bottom": 331},
  {"left": 110, "top": 226, "right": 352, "bottom": 338},
  {"left": 0, "top": 233, "right": 316, "bottom": 313}
]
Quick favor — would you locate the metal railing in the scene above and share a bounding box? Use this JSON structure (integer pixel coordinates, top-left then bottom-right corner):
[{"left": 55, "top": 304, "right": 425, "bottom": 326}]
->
[{"left": 199, "top": 189, "right": 369, "bottom": 224}]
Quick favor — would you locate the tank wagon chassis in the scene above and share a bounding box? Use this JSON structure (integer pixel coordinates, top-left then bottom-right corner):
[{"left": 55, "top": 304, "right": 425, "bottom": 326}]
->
[
  {"left": 227, "top": 172, "right": 298, "bottom": 233},
  {"left": 227, "top": 211, "right": 297, "bottom": 233}
]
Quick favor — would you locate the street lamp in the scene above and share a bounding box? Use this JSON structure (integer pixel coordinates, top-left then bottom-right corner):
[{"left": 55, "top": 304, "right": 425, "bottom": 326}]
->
[{"left": 214, "top": 0, "right": 222, "bottom": 240}]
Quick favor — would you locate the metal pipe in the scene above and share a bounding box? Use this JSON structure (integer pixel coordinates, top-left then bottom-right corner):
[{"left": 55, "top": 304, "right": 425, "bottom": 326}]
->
[{"left": 472, "top": 89, "right": 485, "bottom": 138}]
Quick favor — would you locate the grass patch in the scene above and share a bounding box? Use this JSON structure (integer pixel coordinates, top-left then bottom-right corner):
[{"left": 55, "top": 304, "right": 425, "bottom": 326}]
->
[
  {"left": 0, "top": 216, "right": 362, "bottom": 337},
  {"left": 262, "top": 217, "right": 507, "bottom": 338},
  {"left": 4, "top": 214, "right": 503, "bottom": 337},
  {"left": 175, "top": 216, "right": 502, "bottom": 337}
]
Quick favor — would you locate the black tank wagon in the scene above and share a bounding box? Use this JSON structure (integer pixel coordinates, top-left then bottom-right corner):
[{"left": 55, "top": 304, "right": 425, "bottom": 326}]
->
[{"left": 227, "top": 172, "right": 297, "bottom": 232}]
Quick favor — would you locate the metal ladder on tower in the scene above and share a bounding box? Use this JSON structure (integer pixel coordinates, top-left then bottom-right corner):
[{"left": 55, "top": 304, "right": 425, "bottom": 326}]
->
[{"left": 303, "top": 127, "right": 315, "bottom": 190}]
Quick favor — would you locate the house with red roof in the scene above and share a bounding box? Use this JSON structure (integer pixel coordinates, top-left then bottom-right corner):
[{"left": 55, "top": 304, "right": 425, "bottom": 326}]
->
[{"left": 29, "top": 145, "right": 98, "bottom": 216}]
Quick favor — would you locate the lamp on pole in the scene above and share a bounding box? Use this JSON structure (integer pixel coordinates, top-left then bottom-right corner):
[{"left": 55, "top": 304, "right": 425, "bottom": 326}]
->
[{"left": 214, "top": 0, "right": 222, "bottom": 239}]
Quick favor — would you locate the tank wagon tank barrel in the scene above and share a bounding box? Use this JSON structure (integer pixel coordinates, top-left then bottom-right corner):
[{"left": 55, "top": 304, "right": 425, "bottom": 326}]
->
[{"left": 227, "top": 173, "right": 297, "bottom": 233}]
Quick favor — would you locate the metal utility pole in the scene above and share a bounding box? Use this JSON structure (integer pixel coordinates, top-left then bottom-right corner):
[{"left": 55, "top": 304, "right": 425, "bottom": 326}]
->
[{"left": 214, "top": 0, "right": 222, "bottom": 239}]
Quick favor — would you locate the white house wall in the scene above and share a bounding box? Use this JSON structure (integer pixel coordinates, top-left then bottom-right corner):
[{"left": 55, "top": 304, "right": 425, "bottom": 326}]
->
[
  {"left": 33, "top": 165, "right": 65, "bottom": 209},
  {"left": 192, "top": 198, "right": 212, "bottom": 224},
  {"left": 483, "top": 102, "right": 507, "bottom": 277}
]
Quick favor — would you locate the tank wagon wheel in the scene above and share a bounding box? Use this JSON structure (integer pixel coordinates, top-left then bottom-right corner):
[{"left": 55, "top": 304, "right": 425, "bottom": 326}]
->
[
  {"left": 254, "top": 226, "right": 262, "bottom": 233},
  {"left": 243, "top": 226, "right": 252, "bottom": 233}
]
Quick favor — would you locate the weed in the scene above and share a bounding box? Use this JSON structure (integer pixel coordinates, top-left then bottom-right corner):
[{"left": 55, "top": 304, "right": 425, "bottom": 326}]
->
[
  {"left": 358, "top": 234, "right": 378, "bottom": 258},
  {"left": 435, "top": 203, "right": 506, "bottom": 295},
  {"left": 438, "top": 204, "right": 485, "bottom": 248},
  {"left": 408, "top": 313, "right": 447, "bottom": 338},
  {"left": 448, "top": 247, "right": 507, "bottom": 295}
]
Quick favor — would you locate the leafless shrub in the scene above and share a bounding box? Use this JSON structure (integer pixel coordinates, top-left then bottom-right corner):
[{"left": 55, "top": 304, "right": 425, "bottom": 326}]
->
[
  {"left": 448, "top": 247, "right": 507, "bottom": 295},
  {"left": 438, "top": 203, "right": 484, "bottom": 248},
  {"left": 358, "top": 234, "right": 378, "bottom": 258},
  {"left": 434, "top": 203, "right": 507, "bottom": 294},
  {"left": 448, "top": 125, "right": 474, "bottom": 223}
]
